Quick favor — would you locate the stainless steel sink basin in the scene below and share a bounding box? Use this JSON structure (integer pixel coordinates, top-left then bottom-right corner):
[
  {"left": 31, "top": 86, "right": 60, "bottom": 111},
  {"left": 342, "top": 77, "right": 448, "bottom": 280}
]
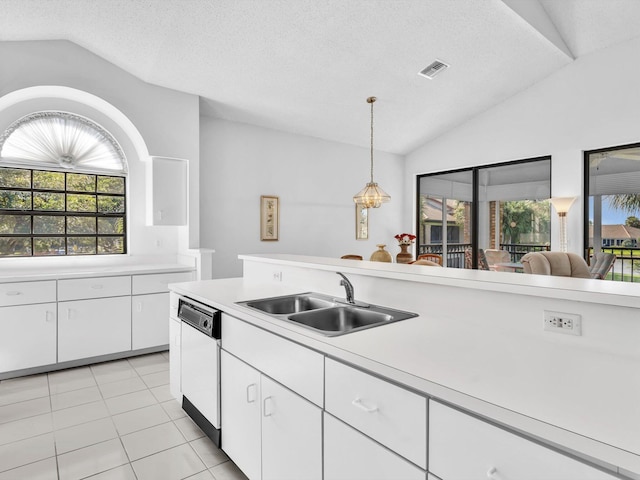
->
[
  {"left": 288, "top": 306, "right": 391, "bottom": 334},
  {"left": 237, "top": 292, "right": 417, "bottom": 336},
  {"left": 243, "top": 293, "right": 336, "bottom": 314}
]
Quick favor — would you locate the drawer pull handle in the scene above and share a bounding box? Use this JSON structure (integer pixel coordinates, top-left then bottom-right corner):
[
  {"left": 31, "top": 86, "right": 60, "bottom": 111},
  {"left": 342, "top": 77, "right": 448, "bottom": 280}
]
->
[
  {"left": 246, "top": 384, "right": 257, "bottom": 403},
  {"left": 91, "top": 284, "right": 104, "bottom": 289},
  {"left": 487, "top": 467, "right": 497, "bottom": 479},
  {"left": 5, "top": 291, "right": 22, "bottom": 296},
  {"left": 351, "top": 397, "right": 378, "bottom": 413},
  {"left": 263, "top": 396, "right": 273, "bottom": 417},
  {"left": 45, "top": 311, "right": 54, "bottom": 322}
]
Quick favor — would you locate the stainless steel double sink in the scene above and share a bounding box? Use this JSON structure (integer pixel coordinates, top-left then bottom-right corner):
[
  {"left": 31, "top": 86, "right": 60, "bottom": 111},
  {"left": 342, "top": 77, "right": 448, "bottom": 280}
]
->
[{"left": 236, "top": 292, "right": 418, "bottom": 336}]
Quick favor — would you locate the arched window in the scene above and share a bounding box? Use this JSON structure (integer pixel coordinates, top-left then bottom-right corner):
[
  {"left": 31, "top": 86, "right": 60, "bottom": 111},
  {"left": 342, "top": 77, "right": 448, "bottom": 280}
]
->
[{"left": 0, "top": 112, "right": 127, "bottom": 257}]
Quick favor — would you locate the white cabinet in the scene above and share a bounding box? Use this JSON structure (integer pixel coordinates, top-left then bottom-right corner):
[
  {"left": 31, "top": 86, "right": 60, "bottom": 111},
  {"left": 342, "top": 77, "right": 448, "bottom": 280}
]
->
[
  {"left": 325, "top": 358, "right": 427, "bottom": 469},
  {"left": 222, "top": 313, "right": 324, "bottom": 406},
  {"left": 58, "top": 275, "right": 131, "bottom": 301},
  {"left": 261, "top": 374, "right": 322, "bottom": 480},
  {"left": 428, "top": 400, "right": 619, "bottom": 480},
  {"left": 0, "top": 303, "right": 57, "bottom": 372},
  {"left": 221, "top": 350, "right": 322, "bottom": 480},
  {"left": 324, "top": 413, "right": 425, "bottom": 480},
  {"left": 0, "top": 280, "right": 56, "bottom": 307},
  {"left": 0, "top": 280, "right": 57, "bottom": 374},
  {"left": 132, "top": 271, "right": 194, "bottom": 295},
  {"left": 58, "top": 296, "right": 132, "bottom": 362},
  {"left": 169, "top": 292, "right": 181, "bottom": 400},
  {"left": 221, "top": 350, "right": 262, "bottom": 480},
  {"left": 132, "top": 293, "right": 169, "bottom": 349},
  {"left": 132, "top": 271, "right": 194, "bottom": 351},
  {"left": 146, "top": 156, "right": 188, "bottom": 226}
]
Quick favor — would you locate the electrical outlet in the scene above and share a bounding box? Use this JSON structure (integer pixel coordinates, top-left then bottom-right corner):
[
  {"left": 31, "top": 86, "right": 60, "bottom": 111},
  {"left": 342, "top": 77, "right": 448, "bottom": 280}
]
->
[
  {"left": 543, "top": 310, "right": 582, "bottom": 336},
  {"left": 273, "top": 271, "right": 282, "bottom": 282}
]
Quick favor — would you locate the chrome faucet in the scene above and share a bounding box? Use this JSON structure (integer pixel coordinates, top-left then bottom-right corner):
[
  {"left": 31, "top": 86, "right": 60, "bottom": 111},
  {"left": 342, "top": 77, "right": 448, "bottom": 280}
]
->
[{"left": 336, "top": 272, "right": 355, "bottom": 304}]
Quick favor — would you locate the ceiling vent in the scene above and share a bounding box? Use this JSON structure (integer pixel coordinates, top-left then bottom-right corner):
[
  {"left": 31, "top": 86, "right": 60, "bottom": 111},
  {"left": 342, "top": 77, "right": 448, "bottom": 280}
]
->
[{"left": 418, "top": 60, "right": 449, "bottom": 80}]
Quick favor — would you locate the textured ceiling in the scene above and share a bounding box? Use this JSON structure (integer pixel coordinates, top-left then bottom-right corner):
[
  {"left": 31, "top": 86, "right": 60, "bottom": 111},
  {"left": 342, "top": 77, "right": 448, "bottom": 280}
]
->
[{"left": 1, "top": 0, "right": 640, "bottom": 155}]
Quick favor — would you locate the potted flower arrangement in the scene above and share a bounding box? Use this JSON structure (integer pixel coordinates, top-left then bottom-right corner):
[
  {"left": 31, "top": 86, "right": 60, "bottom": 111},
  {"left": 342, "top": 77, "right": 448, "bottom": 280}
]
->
[{"left": 394, "top": 233, "right": 416, "bottom": 263}]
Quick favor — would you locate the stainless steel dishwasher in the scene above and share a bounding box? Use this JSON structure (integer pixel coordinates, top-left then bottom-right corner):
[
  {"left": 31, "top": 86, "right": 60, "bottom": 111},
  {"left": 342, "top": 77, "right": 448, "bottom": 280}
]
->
[{"left": 178, "top": 296, "right": 222, "bottom": 447}]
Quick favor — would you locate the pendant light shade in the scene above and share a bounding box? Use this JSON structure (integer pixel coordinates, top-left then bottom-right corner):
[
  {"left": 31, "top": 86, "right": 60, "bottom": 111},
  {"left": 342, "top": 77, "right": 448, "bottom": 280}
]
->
[{"left": 353, "top": 97, "right": 390, "bottom": 208}]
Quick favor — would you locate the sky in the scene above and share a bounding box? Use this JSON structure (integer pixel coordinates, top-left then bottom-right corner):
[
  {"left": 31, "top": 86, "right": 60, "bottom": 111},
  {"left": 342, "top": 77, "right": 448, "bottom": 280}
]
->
[{"left": 589, "top": 197, "right": 639, "bottom": 225}]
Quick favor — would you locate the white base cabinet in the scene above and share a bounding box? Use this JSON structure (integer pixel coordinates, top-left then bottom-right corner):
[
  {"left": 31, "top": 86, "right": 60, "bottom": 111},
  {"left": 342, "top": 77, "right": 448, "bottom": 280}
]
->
[
  {"left": 132, "top": 292, "right": 169, "bottom": 349},
  {"left": 221, "top": 350, "right": 322, "bottom": 480},
  {"left": 221, "top": 350, "right": 262, "bottom": 480},
  {"left": 58, "top": 296, "right": 132, "bottom": 362},
  {"left": 429, "top": 400, "right": 619, "bottom": 480},
  {"left": 0, "top": 303, "right": 57, "bottom": 371},
  {"left": 324, "top": 413, "right": 425, "bottom": 480},
  {"left": 169, "top": 298, "right": 182, "bottom": 401}
]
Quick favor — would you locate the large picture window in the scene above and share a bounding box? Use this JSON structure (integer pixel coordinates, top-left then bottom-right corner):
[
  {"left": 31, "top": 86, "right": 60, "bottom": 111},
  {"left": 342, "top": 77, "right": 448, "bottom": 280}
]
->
[
  {"left": 585, "top": 142, "right": 640, "bottom": 282},
  {"left": 0, "top": 111, "right": 128, "bottom": 257},
  {"left": 416, "top": 157, "right": 551, "bottom": 269},
  {"left": 0, "top": 168, "right": 126, "bottom": 256}
]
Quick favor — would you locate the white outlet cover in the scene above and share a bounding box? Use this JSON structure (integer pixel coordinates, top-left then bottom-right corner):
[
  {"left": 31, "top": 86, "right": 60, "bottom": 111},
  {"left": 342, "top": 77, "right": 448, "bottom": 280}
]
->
[{"left": 543, "top": 310, "right": 582, "bottom": 336}]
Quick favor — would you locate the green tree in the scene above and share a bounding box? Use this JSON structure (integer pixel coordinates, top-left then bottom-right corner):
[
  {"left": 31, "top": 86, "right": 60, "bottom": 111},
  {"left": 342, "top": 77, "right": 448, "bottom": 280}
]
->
[
  {"left": 626, "top": 216, "right": 640, "bottom": 228},
  {"left": 501, "top": 200, "right": 550, "bottom": 244},
  {"left": 608, "top": 194, "right": 640, "bottom": 214}
]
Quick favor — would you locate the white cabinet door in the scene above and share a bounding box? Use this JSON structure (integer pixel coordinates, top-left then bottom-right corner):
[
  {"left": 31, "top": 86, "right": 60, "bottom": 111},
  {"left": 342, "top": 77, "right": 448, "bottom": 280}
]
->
[
  {"left": 262, "top": 375, "right": 322, "bottom": 480},
  {"left": 0, "top": 303, "right": 57, "bottom": 372},
  {"left": 147, "top": 156, "right": 188, "bottom": 226},
  {"left": 169, "top": 317, "right": 181, "bottom": 401},
  {"left": 429, "top": 401, "right": 619, "bottom": 480},
  {"left": 221, "top": 350, "right": 262, "bottom": 480},
  {"left": 324, "top": 413, "right": 425, "bottom": 480},
  {"left": 58, "top": 296, "right": 132, "bottom": 362},
  {"left": 132, "top": 292, "right": 169, "bottom": 349}
]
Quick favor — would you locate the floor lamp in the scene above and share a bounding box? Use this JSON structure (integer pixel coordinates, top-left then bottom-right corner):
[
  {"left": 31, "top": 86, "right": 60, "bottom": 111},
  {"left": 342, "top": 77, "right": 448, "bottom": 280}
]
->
[{"left": 549, "top": 197, "right": 577, "bottom": 252}]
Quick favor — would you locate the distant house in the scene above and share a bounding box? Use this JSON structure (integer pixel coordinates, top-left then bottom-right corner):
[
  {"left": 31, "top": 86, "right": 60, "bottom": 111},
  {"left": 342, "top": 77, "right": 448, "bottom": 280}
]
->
[
  {"left": 589, "top": 224, "right": 640, "bottom": 247},
  {"left": 420, "top": 198, "right": 461, "bottom": 244}
]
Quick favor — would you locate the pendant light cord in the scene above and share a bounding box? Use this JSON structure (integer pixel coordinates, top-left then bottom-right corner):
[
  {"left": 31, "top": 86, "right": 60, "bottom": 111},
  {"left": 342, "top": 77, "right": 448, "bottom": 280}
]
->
[{"left": 368, "top": 96, "right": 376, "bottom": 183}]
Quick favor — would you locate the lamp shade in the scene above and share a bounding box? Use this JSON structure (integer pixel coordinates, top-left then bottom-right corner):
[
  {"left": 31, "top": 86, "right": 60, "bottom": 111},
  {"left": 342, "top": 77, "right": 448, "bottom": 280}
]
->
[
  {"left": 353, "top": 182, "right": 391, "bottom": 208},
  {"left": 549, "top": 196, "right": 577, "bottom": 214}
]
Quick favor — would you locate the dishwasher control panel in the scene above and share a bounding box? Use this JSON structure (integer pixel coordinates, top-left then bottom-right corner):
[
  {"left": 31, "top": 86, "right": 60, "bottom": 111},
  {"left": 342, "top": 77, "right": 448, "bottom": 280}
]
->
[{"left": 178, "top": 297, "right": 221, "bottom": 339}]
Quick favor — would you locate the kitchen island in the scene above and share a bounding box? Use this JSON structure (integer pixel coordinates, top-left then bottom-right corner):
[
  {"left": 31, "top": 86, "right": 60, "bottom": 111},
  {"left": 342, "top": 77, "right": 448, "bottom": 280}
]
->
[{"left": 170, "top": 254, "right": 640, "bottom": 479}]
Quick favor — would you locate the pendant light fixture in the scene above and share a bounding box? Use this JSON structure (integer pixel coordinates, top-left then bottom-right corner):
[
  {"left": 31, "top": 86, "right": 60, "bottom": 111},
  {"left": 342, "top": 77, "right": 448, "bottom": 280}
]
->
[{"left": 353, "top": 96, "right": 390, "bottom": 208}]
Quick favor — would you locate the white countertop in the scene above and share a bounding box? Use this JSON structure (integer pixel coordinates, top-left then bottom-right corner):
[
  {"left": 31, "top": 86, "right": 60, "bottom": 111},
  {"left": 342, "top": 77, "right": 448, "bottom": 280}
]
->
[
  {"left": 240, "top": 253, "right": 640, "bottom": 309},
  {"left": 171, "top": 276, "right": 640, "bottom": 475},
  {"left": 0, "top": 262, "right": 195, "bottom": 283}
]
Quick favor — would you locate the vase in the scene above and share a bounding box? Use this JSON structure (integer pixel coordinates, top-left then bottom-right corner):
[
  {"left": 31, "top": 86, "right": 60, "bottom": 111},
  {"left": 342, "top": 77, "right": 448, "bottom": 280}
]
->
[
  {"left": 370, "top": 244, "right": 392, "bottom": 262},
  {"left": 396, "top": 243, "right": 413, "bottom": 264}
]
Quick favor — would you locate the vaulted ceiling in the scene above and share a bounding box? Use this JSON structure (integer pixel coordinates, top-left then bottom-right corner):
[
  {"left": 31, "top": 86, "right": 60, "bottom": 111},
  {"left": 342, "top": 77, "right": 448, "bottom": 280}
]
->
[{"left": 1, "top": 0, "right": 640, "bottom": 155}]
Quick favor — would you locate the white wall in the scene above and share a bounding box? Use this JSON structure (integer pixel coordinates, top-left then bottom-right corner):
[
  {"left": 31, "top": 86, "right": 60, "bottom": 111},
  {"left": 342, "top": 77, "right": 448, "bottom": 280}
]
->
[
  {"left": 405, "top": 35, "right": 640, "bottom": 254},
  {"left": 0, "top": 40, "right": 201, "bottom": 259},
  {"left": 200, "top": 117, "right": 405, "bottom": 278}
]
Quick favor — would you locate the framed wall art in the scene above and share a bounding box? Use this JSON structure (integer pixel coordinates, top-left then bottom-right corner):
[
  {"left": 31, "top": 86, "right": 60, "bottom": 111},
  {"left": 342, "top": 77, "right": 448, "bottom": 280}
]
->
[
  {"left": 260, "top": 195, "right": 279, "bottom": 241},
  {"left": 356, "top": 203, "right": 368, "bottom": 240}
]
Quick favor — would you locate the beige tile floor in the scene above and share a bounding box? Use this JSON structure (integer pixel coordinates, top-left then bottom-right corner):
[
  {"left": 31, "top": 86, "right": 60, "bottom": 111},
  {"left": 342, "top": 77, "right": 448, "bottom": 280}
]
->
[{"left": 0, "top": 352, "right": 248, "bottom": 480}]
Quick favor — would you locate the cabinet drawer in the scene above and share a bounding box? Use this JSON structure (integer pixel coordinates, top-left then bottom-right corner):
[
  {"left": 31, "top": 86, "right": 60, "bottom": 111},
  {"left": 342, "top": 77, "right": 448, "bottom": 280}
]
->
[
  {"left": 324, "top": 413, "right": 425, "bottom": 480},
  {"left": 325, "top": 358, "right": 427, "bottom": 469},
  {"left": 58, "top": 275, "right": 131, "bottom": 301},
  {"left": 222, "top": 313, "right": 324, "bottom": 407},
  {"left": 0, "top": 280, "right": 56, "bottom": 307},
  {"left": 132, "top": 271, "right": 194, "bottom": 295},
  {"left": 429, "top": 401, "right": 618, "bottom": 480}
]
